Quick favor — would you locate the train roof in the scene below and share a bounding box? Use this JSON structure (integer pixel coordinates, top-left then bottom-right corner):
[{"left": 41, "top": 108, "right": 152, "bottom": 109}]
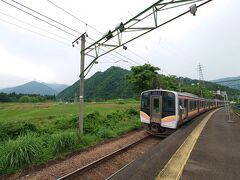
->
[
  {"left": 141, "top": 89, "right": 221, "bottom": 101},
  {"left": 177, "top": 92, "right": 199, "bottom": 99}
]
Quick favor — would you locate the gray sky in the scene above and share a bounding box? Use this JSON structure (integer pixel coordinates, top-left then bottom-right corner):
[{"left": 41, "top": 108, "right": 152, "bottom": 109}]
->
[{"left": 0, "top": 0, "right": 239, "bottom": 88}]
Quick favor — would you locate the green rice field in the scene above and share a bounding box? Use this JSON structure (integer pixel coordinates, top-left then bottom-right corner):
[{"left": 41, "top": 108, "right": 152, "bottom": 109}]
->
[{"left": 0, "top": 100, "right": 142, "bottom": 176}]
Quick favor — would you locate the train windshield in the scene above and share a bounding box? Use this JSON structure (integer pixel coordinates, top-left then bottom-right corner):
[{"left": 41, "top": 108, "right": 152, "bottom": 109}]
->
[
  {"left": 141, "top": 92, "right": 150, "bottom": 115},
  {"left": 141, "top": 91, "right": 175, "bottom": 118}
]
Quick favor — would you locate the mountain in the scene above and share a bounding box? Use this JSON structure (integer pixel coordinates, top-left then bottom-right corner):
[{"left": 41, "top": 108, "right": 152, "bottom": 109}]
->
[
  {"left": 58, "top": 66, "right": 240, "bottom": 101},
  {"left": 211, "top": 76, "right": 240, "bottom": 90},
  {"left": 57, "top": 66, "right": 135, "bottom": 101},
  {"left": 179, "top": 77, "right": 240, "bottom": 97},
  {"left": 43, "top": 83, "right": 68, "bottom": 93},
  {"left": 0, "top": 81, "right": 63, "bottom": 95}
]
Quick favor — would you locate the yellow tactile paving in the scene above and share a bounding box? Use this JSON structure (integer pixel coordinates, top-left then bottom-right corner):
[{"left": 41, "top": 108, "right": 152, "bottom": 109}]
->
[{"left": 156, "top": 109, "right": 219, "bottom": 180}]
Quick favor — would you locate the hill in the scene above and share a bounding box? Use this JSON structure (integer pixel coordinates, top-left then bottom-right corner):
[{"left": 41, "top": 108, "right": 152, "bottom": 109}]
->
[
  {"left": 211, "top": 76, "right": 240, "bottom": 90},
  {"left": 179, "top": 77, "right": 240, "bottom": 97},
  {"left": 57, "top": 66, "right": 135, "bottom": 101},
  {"left": 0, "top": 81, "right": 68, "bottom": 95},
  {"left": 58, "top": 66, "right": 240, "bottom": 101},
  {"left": 43, "top": 83, "right": 68, "bottom": 93}
]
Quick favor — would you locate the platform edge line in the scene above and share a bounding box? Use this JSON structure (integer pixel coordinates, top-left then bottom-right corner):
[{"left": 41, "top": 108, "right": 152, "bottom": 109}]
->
[{"left": 156, "top": 109, "right": 219, "bottom": 180}]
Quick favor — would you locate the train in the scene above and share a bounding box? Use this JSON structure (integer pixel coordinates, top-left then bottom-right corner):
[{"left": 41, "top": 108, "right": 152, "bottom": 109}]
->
[{"left": 140, "top": 89, "right": 224, "bottom": 136}]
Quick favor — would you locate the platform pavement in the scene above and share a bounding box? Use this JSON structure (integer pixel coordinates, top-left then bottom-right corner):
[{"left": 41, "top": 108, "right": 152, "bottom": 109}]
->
[
  {"left": 108, "top": 109, "right": 240, "bottom": 180},
  {"left": 181, "top": 109, "right": 240, "bottom": 180}
]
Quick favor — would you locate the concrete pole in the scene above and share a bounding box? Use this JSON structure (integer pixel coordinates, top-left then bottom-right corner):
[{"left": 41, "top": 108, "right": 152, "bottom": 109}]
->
[
  {"left": 225, "top": 93, "right": 233, "bottom": 122},
  {"left": 79, "top": 34, "right": 85, "bottom": 134}
]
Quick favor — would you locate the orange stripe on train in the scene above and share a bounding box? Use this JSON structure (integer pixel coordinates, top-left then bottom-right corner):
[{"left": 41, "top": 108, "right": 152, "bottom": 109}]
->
[
  {"left": 140, "top": 111, "right": 150, "bottom": 120},
  {"left": 161, "top": 115, "right": 176, "bottom": 123}
]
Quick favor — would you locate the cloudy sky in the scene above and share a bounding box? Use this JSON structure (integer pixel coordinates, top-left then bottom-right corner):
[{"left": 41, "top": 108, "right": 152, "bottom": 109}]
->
[{"left": 0, "top": 0, "right": 239, "bottom": 88}]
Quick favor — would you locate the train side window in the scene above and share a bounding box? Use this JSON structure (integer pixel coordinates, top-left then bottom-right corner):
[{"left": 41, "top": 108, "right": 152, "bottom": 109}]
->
[
  {"left": 190, "top": 100, "right": 194, "bottom": 111},
  {"left": 162, "top": 92, "right": 175, "bottom": 117}
]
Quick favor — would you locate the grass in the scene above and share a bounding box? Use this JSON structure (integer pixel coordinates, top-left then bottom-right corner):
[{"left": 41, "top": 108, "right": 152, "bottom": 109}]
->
[
  {"left": 0, "top": 100, "right": 142, "bottom": 176},
  {"left": 0, "top": 134, "right": 42, "bottom": 174}
]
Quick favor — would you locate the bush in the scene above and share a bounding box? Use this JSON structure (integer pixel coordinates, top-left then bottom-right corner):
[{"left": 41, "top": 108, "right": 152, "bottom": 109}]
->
[
  {"left": 0, "top": 121, "right": 37, "bottom": 141},
  {"left": 84, "top": 112, "right": 101, "bottom": 134},
  {"left": 19, "top": 96, "right": 30, "bottom": 103},
  {"left": 0, "top": 134, "right": 42, "bottom": 173},
  {"left": 125, "top": 107, "right": 138, "bottom": 116},
  {"left": 49, "top": 130, "right": 80, "bottom": 154},
  {"left": 97, "top": 129, "right": 118, "bottom": 139}
]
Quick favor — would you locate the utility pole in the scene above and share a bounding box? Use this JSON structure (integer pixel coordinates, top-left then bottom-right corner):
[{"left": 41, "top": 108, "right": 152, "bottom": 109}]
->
[{"left": 79, "top": 34, "right": 85, "bottom": 134}]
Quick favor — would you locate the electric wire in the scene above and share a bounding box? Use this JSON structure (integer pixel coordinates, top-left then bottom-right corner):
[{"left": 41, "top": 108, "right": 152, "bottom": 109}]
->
[
  {"left": 81, "top": 0, "right": 202, "bottom": 55},
  {"left": 158, "top": 0, "right": 204, "bottom": 12},
  {"left": 84, "top": 40, "right": 136, "bottom": 66},
  {"left": 41, "top": 0, "right": 142, "bottom": 66},
  {"left": 11, "top": 0, "right": 82, "bottom": 35},
  {"left": 0, "top": 16, "right": 72, "bottom": 48},
  {"left": 0, "top": 11, "right": 72, "bottom": 43},
  {"left": 86, "top": 36, "right": 140, "bottom": 65},
  {"left": 0, "top": 0, "right": 78, "bottom": 37},
  {"left": 46, "top": 0, "right": 149, "bottom": 64},
  {"left": 84, "top": 40, "right": 136, "bottom": 67},
  {"left": 46, "top": 0, "right": 102, "bottom": 35}
]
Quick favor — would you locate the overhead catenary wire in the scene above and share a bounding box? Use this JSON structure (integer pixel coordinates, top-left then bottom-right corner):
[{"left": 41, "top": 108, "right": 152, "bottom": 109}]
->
[
  {"left": 38, "top": 0, "right": 141, "bottom": 66},
  {"left": 0, "top": 16, "right": 73, "bottom": 48},
  {"left": 85, "top": 41, "right": 136, "bottom": 66},
  {"left": 0, "top": 0, "right": 78, "bottom": 37},
  {"left": 11, "top": 0, "right": 83, "bottom": 35},
  {"left": 86, "top": 36, "right": 140, "bottom": 65},
  {"left": 46, "top": 0, "right": 103, "bottom": 35},
  {"left": 46, "top": 0, "right": 149, "bottom": 64},
  {"left": 0, "top": 11, "right": 72, "bottom": 42}
]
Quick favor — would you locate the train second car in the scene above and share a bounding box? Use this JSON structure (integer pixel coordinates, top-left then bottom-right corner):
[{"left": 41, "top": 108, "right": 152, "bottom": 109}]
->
[{"left": 140, "top": 89, "right": 223, "bottom": 136}]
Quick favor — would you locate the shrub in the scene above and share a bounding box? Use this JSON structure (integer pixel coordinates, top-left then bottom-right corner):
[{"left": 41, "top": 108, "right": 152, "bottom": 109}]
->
[
  {"left": 97, "top": 129, "right": 118, "bottom": 139},
  {"left": 49, "top": 130, "right": 80, "bottom": 154},
  {"left": 19, "top": 96, "right": 30, "bottom": 103},
  {"left": 84, "top": 112, "right": 101, "bottom": 134},
  {"left": 0, "top": 134, "right": 42, "bottom": 173},
  {"left": 125, "top": 107, "right": 138, "bottom": 116},
  {"left": 0, "top": 121, "right": 37, "bottom": 141}
]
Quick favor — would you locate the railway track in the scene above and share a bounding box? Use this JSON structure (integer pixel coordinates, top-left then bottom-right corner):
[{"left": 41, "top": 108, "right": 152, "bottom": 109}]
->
[
  {"left": 231, "top": 107, "right": 240, "bottom": 118},
  {"left": 233, "top": 110, "right": 240, "bottom": 117},
  {"left": 57, "top": 134, "right": 161, "bottom": 180}
]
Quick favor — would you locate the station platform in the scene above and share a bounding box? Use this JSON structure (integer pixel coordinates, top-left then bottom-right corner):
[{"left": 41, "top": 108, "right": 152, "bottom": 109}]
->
[{"left": 109, "top": 108, "right": 240, "bottom": 180}]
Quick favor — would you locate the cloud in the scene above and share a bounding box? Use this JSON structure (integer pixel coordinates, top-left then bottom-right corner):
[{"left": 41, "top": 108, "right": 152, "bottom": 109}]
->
[{"left": 0, "top": 45, "right": 55, "bottom": 83}]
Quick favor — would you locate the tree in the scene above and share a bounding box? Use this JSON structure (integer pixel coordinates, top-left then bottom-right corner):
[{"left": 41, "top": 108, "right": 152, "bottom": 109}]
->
[
  {"left": 127, "top": 64, "right": 160, "bottom": 95},
  {"left": 0, "top": 93, "right": 10, "bottom": 102},
  {"left": 19, "top": 96, "right": 30, "bottom": 103}
]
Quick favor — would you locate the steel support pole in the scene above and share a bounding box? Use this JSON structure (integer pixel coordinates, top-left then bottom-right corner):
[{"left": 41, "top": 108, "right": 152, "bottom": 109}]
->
[
  {"left": 225, "top": 93, "right": 233, "bottom": 122},
  {"left": 79, "top": 34, "right": 85, "bottom": 134}
]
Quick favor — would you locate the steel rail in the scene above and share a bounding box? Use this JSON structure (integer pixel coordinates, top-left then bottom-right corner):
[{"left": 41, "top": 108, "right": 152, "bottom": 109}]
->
[{"left": 57, "top": 134, "right": 151, "bottom": 180}]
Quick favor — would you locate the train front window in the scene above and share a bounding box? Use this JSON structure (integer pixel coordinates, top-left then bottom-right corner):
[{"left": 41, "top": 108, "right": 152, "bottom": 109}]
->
[
  {"left": 162, "top": 92, "right": 175, "bottom": 118},
  {"left": 153, "top": 98, "right": 160, "bottom": 113},
  {"left": 141, "top": 92, "right": 150, "bottom": 115}
]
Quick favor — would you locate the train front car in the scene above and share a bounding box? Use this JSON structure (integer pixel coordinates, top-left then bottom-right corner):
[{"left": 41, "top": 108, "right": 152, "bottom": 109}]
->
[{"left": 140, "top": 90, "right": 178, "bottom": 136}]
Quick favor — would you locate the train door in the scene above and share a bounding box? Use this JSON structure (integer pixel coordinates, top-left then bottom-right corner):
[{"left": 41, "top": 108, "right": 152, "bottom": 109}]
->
[
  {"left": 197, "top": 100, "right": 200, "bottom": 113},
  {"left": 179, "top": 99, "right": 183, "bottom": 122},
  {"left": 184, "top": 99, "right": 188, "bottom": 120},
  {"left": 150, "top": 96, "right": 162, "bottom": 123}
]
